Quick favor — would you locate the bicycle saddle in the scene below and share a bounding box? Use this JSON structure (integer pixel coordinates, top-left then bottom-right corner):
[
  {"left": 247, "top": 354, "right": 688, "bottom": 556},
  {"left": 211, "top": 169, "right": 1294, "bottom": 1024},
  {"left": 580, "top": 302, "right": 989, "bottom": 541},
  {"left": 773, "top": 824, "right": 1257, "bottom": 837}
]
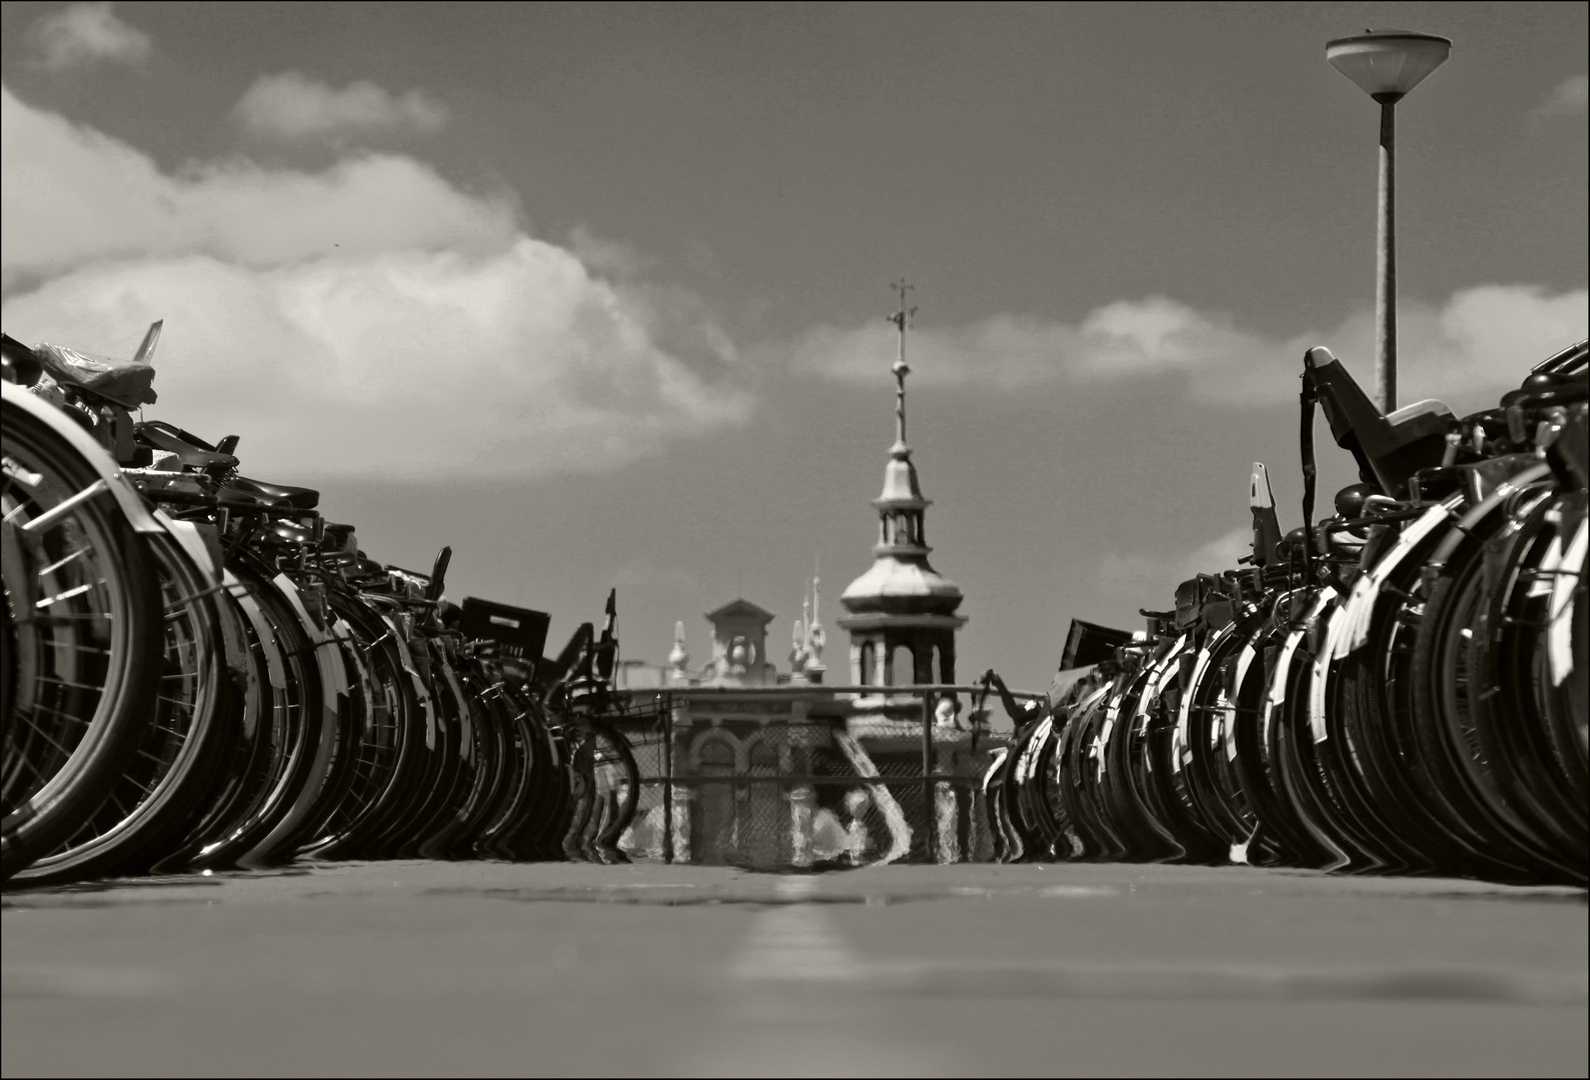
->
[
  {"left": 1500, "top": 378, "right": 1588, "bottom": 410},
  {"left": 132, "top": 473, "right": 216, "bottom": 504},
  {"left": 1333, "top": 482, "right": 1381, "bottom": 520},
  {"left": 322, "top": 551, "right": 386, "bottom": 580},
  {"left": 1303, "top": 347, "right": 1453, "bottom": 498},
  {"left": 229, "top": 474, "right": 320, "bottom": 510},
  {"left": 320, "top": 551, "right": 376, "bottom": 581},
  {"left": 216, "top": 485, "right": 280, "bottom": 513},
  {"left": 349, "top": 557, "right": 390, "bottom": 579},
  {"left": 135, "top": 421, "right": 239, "bottom": 474},
  {"left": 266, "top": 519, "right": 316, "bottom": 547},
  {"left": 33, "top": 340, "right": 158, "bottom": 409},
  {"left": 1277, "top": 526, "right": 1309, "bottom": 559},
  {"left": 322, "top": 522, "right": 358, "bottom": 553}
]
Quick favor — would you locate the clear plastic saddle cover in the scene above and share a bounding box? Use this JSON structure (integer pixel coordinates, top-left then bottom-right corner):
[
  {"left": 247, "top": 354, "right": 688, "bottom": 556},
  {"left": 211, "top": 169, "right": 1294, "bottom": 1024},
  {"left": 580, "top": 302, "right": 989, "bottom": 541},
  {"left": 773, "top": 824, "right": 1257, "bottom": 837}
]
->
[{"left": 32, "top": 342, "right": 158, "bottom": 409}]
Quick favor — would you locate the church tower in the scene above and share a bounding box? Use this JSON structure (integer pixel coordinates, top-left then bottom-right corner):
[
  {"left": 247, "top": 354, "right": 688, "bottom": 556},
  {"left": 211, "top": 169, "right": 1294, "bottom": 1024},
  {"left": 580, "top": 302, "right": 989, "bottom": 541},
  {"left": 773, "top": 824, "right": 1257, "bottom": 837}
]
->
[{"left": 838, "top": 280, "right": 966, "bottom": 687}]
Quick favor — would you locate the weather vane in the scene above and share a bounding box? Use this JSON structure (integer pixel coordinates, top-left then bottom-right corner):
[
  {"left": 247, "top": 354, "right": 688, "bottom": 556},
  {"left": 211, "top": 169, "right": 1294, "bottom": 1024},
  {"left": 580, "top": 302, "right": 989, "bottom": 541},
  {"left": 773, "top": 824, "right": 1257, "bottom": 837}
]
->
[{"left": 887, "top": 277, "right": 916, "bottom": 450}]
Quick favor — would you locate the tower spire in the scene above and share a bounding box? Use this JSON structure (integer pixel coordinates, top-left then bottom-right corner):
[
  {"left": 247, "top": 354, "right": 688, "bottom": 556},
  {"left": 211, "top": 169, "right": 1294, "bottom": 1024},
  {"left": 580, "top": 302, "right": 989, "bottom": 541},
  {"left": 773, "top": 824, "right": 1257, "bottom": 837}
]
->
[
  {"left": 839, "top": 279, "right": 965, "bottom": 689},
  {"left": 888, "top": 276, "right": 916, "bottom": 454}
]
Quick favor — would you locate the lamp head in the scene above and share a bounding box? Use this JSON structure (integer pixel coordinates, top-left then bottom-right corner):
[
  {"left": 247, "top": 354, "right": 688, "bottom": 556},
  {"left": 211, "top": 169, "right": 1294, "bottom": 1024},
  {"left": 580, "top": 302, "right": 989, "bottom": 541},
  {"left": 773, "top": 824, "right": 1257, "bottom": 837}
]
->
[{"left": 1327, "top": 30, "right": 1452, "bottom": 103}]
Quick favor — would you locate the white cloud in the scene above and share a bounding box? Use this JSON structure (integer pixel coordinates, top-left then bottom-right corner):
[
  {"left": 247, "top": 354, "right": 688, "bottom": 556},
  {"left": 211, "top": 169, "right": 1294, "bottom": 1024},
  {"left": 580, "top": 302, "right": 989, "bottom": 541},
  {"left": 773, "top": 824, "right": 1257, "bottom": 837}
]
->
[
  {"left": 1, "top": 85, "right": 750, "bottom": 481},
  {"left": 1, "top": 85, "right": 512, "bottom": 287},
  {"left": 233, "top": 72, "right": 450, "bottom": 143},
  {"left": 28, "top": 2, "right": 150, "bottom": 72},
  {"left": 1533, "top": 74, "right": 1589, "bottom": 117},
  {"left": 1096, "top": 526, "right": 1251, "bottom": 603},
  {"left": 794, "top": 287, "right": 1588, "bottom": 414},
  {"left": 792, "top": 312, "right": 1079, "bottom": 392}
]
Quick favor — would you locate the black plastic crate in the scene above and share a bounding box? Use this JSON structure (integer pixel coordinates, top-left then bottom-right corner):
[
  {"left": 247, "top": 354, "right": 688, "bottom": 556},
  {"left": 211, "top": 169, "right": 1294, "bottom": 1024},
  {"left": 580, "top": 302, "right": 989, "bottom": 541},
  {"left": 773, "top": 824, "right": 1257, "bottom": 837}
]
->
[{"left": 459, "top": 597, "right": 549, "bottom": 660}]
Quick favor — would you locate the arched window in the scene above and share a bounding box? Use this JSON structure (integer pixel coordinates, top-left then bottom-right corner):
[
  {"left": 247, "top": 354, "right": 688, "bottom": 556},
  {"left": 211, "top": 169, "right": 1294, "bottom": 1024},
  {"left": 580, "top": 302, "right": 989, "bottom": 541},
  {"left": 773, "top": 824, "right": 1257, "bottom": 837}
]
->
[
  {"left": 890, "top": 644, "right": 914, "bottom": 686},
  {"left": 698, "top": 736, "right": 735, "bottom": 776},
  {"left": 748, "top": 739, "right": 778, "bottom": 773},
  {"left": 859, "top": 642, "right": 876, "bottom": 686}
]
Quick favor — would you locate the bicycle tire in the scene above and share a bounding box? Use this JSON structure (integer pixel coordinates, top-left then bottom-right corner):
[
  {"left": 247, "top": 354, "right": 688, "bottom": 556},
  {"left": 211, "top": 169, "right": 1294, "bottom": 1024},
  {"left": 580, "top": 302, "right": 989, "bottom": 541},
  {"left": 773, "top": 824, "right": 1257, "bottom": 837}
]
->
[
  {"left": 10, "top": 529, "right": 236, "bottom": 885},
  {"left": 2, "top": 402, "right": 164, "bottom": 881}
]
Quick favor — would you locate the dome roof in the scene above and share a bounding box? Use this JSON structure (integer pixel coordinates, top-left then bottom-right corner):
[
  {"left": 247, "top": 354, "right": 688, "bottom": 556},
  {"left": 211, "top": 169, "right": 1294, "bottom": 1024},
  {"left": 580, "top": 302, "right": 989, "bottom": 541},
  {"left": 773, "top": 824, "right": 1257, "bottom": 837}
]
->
[{"left": 840, "top": 554, "right": 962, "bottom": 615}]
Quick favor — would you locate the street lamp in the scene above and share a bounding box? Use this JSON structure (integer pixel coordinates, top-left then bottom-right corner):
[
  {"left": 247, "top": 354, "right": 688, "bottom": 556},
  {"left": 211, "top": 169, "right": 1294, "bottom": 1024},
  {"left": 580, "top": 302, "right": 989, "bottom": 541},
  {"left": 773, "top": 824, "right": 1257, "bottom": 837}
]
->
[{"left": 1326, "top": 30, "right": 1452, "bottom": 413}]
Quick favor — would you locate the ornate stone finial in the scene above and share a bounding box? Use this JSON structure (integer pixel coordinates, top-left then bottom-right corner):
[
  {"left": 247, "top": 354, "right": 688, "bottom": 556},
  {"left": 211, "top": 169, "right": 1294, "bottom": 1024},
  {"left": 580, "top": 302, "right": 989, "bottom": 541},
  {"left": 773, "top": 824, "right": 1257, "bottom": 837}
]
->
[
  {"left": 805, "top": 558, "right": 827, "bottom": 681},
  {"left": 728, "top": 635, "right": 754, "bottom": 676},
  {"left": 887, "top": 277, "right": 916, "bottom": 454},
  {"left": 790, "top": 617, "right": 808, "bottom": 673},
  {"left": 668, "top": 620, "right": 689, "bottom": 672}
]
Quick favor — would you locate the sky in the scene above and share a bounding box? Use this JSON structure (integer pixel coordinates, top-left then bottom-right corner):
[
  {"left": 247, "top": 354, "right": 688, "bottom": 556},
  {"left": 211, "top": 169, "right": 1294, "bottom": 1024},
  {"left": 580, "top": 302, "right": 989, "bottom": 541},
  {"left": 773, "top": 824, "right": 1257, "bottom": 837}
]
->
[{"left": 2, "top": 1, "right": 1586, "bottom": 689}]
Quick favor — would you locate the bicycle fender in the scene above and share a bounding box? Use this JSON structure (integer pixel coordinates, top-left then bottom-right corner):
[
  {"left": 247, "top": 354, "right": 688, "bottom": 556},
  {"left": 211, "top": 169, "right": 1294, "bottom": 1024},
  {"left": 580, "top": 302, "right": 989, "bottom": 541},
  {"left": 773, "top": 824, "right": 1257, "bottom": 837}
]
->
[
  {"left": 273, "top": 573, "right": 349, "bottom": 711},
  {"left": 153, "top": 510, "right": 222, "bottom": 585},
  {"left": 382, "top": 614, "right": 436, "bottom": 752},
  {"left": 1548, "top": 512, "right": 1586, "bottom": 687}
]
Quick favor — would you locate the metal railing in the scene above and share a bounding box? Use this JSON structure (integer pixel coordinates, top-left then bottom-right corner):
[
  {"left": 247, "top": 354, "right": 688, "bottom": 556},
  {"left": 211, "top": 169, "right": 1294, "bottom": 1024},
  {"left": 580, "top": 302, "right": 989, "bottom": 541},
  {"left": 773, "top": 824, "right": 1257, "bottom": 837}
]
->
[{"left": 600, "top": 683, "right": 1041, "bottom": 868}]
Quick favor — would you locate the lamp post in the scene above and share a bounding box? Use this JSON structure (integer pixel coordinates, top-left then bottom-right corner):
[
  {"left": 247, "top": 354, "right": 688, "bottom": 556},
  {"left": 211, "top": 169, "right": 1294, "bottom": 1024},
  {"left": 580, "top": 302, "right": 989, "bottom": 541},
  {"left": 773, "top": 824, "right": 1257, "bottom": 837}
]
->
[{"left": 1326, "top": 30, "right": 1451, "bottom": 413}]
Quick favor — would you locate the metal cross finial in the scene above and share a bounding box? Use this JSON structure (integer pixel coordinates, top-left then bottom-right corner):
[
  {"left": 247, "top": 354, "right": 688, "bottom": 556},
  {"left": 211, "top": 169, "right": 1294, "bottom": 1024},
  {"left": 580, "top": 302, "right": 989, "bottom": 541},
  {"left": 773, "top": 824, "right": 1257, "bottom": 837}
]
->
[{"left": 887, "top": 277, "right": 916, "bottom": 450}]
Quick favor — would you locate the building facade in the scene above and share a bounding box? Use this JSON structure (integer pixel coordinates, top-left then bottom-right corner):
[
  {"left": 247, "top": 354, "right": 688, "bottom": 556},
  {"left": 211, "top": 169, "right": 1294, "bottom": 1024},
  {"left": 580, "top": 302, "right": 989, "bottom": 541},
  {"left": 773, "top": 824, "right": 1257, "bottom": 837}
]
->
[{"left": 614, "top": 290, "right": 996, "bottom": 868}]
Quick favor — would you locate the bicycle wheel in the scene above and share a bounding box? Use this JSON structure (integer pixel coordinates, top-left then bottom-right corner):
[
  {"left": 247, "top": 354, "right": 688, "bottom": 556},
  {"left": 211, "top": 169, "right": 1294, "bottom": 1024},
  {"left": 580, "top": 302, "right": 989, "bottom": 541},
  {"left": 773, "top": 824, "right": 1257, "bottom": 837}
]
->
[
  {"left": 188, "top": 562, "right": 321, "bottom": 870},
  {"left": 547, "top": 716, "right": 637, "bottom": 864},
  {"left": 233, "top": 569, "right": 339, "bottom": 867},
  {"left": 1181, "top": 614, "right": 1263, "bottom": 855},
  {"left": 1413, "top": 492, "right": 1573, "bottom": 879},
  {"left": 2, "top": 398, "right": 164, "bottom": 881},
  {"left": 355, "top": 608, "right": 446, "bottom": 859},
  {"left": 10, "top": 528, "right": 237, "bottom": 885},
  {"left": 298, "top": 594, "right": 417, "bottom": 860},
  {"left": 476, "top": 688, "right": 538, "bottom": 858},
  {"left": 397, "top": 637, "right": 474, "bottom": 858}
]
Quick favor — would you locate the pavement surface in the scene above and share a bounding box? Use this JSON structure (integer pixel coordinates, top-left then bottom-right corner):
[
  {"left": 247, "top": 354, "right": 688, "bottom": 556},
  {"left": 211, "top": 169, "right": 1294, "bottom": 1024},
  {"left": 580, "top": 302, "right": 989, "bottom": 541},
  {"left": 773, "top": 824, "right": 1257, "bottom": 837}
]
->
[{"left": 2, "top": 861, "right": 1586, "bottom": 1077}]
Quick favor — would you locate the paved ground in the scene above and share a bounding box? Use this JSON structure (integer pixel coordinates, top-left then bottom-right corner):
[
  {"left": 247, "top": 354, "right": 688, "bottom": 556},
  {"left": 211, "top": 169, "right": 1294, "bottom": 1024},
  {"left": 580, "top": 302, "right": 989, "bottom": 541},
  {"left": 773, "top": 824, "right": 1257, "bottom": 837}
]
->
[{"left": 2, "top": 861, "right": 1585, "bottom": 1077}]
